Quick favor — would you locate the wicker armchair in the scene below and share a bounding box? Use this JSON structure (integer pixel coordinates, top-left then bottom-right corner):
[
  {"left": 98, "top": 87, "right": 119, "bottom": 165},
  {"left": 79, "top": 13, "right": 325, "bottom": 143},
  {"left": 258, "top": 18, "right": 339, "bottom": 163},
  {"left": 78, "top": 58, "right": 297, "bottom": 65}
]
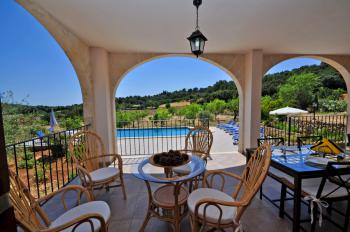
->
[
  {"left": 9, "top": 170, "right": 110, "bottom": 232},
  {"left": 257, "top": 137, "right": 292, "bottom": 217},
  {"left": 173, "top": 127, "right": 213, "bottom": 176},
  {"left": 68, "top": 131, "right": 126, "bottom": 199},
  {"left": 187, "top": 143, "right": 272, "bottom": 231}
]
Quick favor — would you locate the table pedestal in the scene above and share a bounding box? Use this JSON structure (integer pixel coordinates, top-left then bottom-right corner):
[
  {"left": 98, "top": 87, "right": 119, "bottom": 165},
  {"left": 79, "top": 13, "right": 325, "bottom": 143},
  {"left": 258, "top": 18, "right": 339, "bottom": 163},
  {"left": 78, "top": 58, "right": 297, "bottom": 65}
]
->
[{"left": 140, "top": 182, "right": 189, "bottom": 232}]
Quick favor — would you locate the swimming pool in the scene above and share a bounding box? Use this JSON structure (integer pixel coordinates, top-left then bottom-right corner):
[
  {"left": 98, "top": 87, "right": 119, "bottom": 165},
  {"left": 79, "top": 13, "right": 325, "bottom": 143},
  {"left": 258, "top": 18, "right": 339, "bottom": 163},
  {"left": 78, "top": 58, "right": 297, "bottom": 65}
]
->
[{"left": 116, "top": 127, "right": 190, "bottom": 138}]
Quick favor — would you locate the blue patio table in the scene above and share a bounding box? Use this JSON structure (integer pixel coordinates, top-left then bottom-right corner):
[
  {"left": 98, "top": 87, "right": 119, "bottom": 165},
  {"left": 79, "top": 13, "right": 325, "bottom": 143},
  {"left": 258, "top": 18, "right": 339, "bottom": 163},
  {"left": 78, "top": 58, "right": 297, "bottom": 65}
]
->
[
  {"left": 133, "top": 153, "right": 206, "bottom": 232},
  {"left": 271, "top": 145, "right": 350, "bottom": 232}
]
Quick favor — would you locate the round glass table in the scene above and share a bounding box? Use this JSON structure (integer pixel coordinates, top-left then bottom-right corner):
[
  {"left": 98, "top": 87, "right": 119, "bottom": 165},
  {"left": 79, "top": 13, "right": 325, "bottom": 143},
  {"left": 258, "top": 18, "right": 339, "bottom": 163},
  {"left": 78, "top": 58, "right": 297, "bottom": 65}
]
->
[{"left": 133, "top": 153, "right": 206, "bottom": 232}]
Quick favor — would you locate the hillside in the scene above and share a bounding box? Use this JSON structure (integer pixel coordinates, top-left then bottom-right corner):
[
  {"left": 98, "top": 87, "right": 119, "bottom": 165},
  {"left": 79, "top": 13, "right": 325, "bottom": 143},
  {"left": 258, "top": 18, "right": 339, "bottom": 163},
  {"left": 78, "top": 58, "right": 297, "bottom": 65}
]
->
[{"left": 116, "top": 62, "right": 346, "bottom": 109}]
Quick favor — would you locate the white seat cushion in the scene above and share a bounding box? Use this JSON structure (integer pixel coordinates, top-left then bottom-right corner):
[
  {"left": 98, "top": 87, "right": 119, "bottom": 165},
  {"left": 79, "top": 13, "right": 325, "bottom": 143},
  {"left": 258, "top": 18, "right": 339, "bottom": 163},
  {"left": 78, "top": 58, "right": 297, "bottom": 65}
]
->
[
  {"left": 188, "top": 188, "right": 236, "bottom": 224},
  {"left": 173, "top": 164, "right": 191, "bottom": 175},
  {"left": 302, "top": 180, "right": 349, "bottom": 198},
  {"left": 269, "top": 167, "right": 319, "bottom": 186},
  {"left": 50, "top": 201, "right": 110, "bottom": 232},
  {"left": 270, "top": 167, "right": 349, "bottom": 198},
  {"left": 89, "top": 167, "right": 119, "bottom": 182},
  {"left": 269, "top": 167, "right": 292, "bottom": 181}
]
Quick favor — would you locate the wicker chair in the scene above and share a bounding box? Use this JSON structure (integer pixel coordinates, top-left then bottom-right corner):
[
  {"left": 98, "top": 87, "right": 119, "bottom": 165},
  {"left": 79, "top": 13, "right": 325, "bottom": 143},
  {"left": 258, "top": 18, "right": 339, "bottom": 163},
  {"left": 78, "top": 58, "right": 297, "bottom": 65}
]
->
[
  {"left": 173, "top": 127, "right": 213, "bottom": 176},
  {"left": 257, "top": 137, "right": 286, "bottom": 195},
  {"left": 257, "top": 137, "right": 293, "bottom": 217},
  {"left": 9, "top": 170, "right": 110, "bottom": 232},
  {"left": 68, "top": 131, "right": 126, "bottom": 199},
  {"left": 187, "top": 143, "right": 272, "bottom": 231}
]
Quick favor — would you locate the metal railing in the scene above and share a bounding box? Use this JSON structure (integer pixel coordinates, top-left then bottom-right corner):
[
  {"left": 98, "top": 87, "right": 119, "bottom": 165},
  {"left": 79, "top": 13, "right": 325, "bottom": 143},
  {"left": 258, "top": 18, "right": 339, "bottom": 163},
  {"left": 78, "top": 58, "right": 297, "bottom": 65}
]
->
[
  {"left": 6, "top": 125, "right": 89, "bottom": 198},
  {"left": 116, "top": 119, "right": 209, "bottom": 156},
  {"left": 263, "top": 115, "right": 348, "bottom": 146}
]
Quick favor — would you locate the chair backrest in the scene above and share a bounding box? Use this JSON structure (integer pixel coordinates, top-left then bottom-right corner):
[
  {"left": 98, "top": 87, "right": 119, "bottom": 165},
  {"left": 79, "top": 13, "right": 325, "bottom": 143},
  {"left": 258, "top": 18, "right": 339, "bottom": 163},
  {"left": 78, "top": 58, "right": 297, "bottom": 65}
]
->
[
  {"left": 9, "top": 170, "right": 50, "bottom": 231},
  {"left": 234, "top": 143, "right": 272, "bottom": 220},
  {"left": 297, "top": 135, "right": 322, "bottom": 149},
  {"left": 184, "top": 127, "right": 213, "bottom": 158},
  {"left": 68, "top": 131, "right": 106, "bottom": 171},
  {"left": 257, "top": 137, "right": 284, "bottom": 147}
]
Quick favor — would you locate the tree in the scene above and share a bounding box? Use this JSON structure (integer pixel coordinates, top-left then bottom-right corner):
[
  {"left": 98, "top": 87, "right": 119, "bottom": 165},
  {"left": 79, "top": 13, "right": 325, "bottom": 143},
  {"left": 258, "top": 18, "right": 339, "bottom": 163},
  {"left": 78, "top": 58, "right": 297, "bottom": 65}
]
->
[
  {"left": 278, "top": 73, "right": 321, "bottom": 110},
  {"left": 227, "top": 98, "right": 239, "bottom": 120},
  {"left": 62, "top": 117, "right": 82, "bottom": 129},
  {"left": 116, "top": 110, "right": 148, "bottom": 127},
  {"left": 184, "top": 104, "right": 201, "bottom": 120},
  {"left": 319, "top": 99, "right": 347, "bottom": 113},
  {"left": 176, "top": 107, "right": 187, "bottom": 120},
  {"left": 168, "top": 107, "right": 176, "bottom": 116},
  {"left": 205, "top": 99, "right": 226, "bottom": 120},
  {"left": 261, "top": 96, "right": 283, "bottom": 120},
  {"left": 198, "top": 110, "right": 213, "bottom": 125},
  {"left": 153, "top": 108, "right": 171, "bottom": 121}
]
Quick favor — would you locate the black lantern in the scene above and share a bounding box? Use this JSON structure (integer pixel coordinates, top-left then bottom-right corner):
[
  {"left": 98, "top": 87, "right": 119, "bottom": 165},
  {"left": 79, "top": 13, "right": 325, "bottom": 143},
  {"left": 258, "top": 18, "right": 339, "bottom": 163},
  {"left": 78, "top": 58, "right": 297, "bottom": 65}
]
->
[{"left": 187, "top": 0, "right": 207, "bottom": 57}]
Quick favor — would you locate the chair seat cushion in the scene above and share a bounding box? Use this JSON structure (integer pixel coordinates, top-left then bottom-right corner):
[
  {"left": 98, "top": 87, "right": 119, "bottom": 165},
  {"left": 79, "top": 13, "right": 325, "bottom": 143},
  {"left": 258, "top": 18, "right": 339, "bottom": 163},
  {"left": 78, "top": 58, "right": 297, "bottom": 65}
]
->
[
  {"left": 269, "top": 167, "right": 318, "bottom": 186},
  {"left": 173, "top": 164, "right": 191, "bottom": 175},
  {"left": 302, "top": 180, "right": 349, "bottom": 198},
  {"left": 269, "top": 167, "right": 292, "bottom": 181},
  {"left": 50, "top": 201, "right": 110, "bottom": 232},
  {"left": 90, "top": 167, "right": 119, "bottom": 182},
  {"left": 187, "top": 188, "right": 236, "bottom": 224}
]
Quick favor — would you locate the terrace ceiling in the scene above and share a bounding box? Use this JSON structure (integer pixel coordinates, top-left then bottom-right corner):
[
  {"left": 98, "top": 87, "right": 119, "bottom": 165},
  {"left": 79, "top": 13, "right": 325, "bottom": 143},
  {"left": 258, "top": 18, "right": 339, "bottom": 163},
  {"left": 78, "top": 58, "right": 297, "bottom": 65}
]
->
[{"left": 30, "top": 0, "right": 350, "bottom": 54}]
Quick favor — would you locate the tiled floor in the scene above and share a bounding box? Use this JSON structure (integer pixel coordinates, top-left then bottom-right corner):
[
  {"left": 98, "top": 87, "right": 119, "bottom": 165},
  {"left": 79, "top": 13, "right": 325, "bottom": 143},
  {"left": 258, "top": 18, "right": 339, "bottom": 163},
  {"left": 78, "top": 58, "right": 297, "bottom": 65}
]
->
[{"left": 42, "top": 152, "right": 350, "bottom": 232}]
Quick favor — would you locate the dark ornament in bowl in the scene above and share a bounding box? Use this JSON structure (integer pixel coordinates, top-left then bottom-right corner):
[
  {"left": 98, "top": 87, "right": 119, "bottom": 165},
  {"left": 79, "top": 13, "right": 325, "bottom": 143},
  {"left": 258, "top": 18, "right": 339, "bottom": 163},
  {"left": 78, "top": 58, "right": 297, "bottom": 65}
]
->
[{"left": 150, "top": 150, "right": 190, "bottom": 168}]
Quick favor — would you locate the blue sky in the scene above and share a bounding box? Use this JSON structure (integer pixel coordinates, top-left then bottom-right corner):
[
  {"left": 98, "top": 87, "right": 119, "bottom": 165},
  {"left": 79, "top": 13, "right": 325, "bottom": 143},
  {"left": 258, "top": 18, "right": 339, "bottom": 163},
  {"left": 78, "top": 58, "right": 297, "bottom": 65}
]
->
[{"left": 0, "top": 0, "right": 321, "bottom": 106}]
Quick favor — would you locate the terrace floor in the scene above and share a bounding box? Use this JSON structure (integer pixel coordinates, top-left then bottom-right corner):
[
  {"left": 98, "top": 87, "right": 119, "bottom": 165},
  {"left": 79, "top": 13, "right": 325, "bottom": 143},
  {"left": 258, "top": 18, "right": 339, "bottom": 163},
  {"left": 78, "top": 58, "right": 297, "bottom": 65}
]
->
[{"left": 41, "top": 148, "right": 350, "bottom": 232}]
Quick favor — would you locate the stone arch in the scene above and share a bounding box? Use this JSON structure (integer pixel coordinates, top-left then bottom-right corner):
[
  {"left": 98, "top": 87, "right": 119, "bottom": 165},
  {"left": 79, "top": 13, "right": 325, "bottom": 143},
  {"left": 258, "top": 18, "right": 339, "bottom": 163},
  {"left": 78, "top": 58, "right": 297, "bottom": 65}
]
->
[
  {"left": 263, "top": 54, "right": 350, "bottom": 132},
  {"left": 111, "top": 54, "right": 244, "bottom": 98},
  {"left": 263, "top": 54, "right": 350, "bottom": 89},
  {"left": 16, "top": 0, "right": 94, "bottom": 125},
  {"left": 110, "top": 53, "right": 245, "bottom": 149}
]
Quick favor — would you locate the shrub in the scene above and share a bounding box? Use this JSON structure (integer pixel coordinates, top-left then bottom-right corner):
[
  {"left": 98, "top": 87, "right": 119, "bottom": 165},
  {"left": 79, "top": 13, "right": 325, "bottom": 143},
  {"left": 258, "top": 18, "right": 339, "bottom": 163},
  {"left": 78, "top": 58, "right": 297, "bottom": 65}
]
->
[
  {"left": 35, "top": 168, "right": 48, "bottom": 183},
  {"left": 19, "top": 151, "right": 33, "bottom": 161},
  {"left": 50, "top": 143, "right": 65, "bottom": 158},
  {"left": 17, "top": 159, "right": 34, "bottom": 169}
]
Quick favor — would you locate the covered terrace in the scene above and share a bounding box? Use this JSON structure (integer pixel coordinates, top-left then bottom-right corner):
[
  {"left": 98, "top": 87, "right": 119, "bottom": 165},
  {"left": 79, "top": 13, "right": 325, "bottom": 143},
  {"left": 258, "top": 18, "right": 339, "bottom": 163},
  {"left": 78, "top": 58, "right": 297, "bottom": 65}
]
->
[{"left": 2, "top": 0, "right": 350, "bottom": 232}]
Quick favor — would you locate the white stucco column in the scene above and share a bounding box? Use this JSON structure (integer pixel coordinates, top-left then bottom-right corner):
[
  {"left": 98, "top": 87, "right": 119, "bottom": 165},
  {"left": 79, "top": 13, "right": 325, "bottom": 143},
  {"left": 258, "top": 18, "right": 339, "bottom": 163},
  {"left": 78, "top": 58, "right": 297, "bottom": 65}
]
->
[
  {"left": 90, "top": 47, "right": 115, "bottom": 153},
  {"left": 242, "top": 50, "right": 263, "bottom": 150}
]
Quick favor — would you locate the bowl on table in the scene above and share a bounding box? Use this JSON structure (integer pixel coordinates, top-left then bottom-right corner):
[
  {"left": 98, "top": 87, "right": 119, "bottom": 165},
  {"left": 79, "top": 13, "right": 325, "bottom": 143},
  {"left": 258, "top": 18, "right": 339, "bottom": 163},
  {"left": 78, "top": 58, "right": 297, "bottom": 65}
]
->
[{"left": 149, "top": 150, "right": 191, "bottom": 168}]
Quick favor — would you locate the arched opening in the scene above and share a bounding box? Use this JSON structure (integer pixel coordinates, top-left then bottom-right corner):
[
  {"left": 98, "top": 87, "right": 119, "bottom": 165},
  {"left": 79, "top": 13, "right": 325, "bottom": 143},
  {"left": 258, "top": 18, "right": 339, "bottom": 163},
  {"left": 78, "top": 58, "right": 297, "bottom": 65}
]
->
[
  {"left": 261, "top": 57, "right": 349, "bottom": 147},
  {"left": 113, "top": 56, "right": 245, "bottom": 167},
  {"left": 0, "top": 0, "right": 85, "bottom": 198}
]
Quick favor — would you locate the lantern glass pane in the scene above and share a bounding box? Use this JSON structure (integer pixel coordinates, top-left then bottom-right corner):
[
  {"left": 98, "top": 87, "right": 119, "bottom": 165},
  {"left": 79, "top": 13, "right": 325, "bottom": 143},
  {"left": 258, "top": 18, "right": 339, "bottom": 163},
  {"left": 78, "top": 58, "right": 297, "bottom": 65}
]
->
[
  {"left": 190, "top": 40, "right": 196, "bottom": 51},
  {"left": 195, "top": 38, "right": 200, "bottom": 50},
  {"left": 200, "top": 40, "right": 205, "bottom": 52}
]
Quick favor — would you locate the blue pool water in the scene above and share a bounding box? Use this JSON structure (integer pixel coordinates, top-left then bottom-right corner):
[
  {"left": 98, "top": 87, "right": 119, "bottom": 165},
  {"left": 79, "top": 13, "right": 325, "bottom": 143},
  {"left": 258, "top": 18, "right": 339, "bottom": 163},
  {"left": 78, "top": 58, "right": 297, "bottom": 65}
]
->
[{"left": 116, "top": 127, "right": 190, "bottom": 138}]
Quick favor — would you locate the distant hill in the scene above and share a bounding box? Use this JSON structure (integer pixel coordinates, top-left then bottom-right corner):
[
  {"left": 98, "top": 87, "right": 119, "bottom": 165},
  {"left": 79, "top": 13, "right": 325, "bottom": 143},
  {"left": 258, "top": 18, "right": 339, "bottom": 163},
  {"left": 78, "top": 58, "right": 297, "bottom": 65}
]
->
[
  {"left": 116, "top": 62, "right": 346, "bottom": 110},
  {"left": 262, "top": 62, "right": 346, "bottom": 96},
  {"left": 116, "top": 79, "right": 238, "bottom": 110}
]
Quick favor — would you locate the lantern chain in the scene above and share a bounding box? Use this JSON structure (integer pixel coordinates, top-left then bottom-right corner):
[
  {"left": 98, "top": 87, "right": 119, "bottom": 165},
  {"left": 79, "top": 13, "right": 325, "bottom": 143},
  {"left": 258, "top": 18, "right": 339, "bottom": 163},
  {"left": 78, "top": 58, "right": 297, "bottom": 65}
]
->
[{"left": 196, "top": 5, "right": 200, "bottom": 30}]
